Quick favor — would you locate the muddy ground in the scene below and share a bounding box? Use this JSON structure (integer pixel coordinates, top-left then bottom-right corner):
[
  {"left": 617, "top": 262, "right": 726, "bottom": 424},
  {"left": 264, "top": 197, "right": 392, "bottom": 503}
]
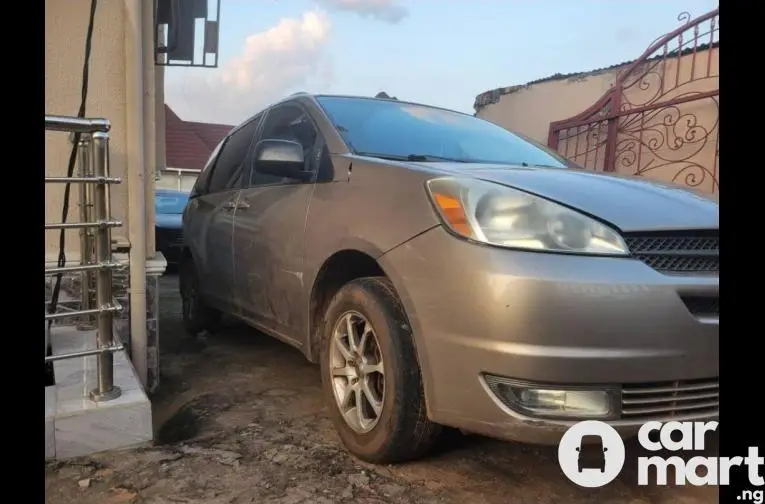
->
[{"left": 45, "top": 274, "right": 718, "bottom": 504}]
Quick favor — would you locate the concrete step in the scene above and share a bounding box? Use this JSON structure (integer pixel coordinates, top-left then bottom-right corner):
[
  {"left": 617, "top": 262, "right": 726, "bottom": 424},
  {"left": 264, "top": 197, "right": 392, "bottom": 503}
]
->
[{"left": 45, "top": 326, "right": 153, "bottom": 460}]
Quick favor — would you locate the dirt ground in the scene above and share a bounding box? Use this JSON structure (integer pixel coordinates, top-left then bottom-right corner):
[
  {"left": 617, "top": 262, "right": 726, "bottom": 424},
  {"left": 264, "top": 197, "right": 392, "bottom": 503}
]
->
[{"left": 44, "top": 274, "right": 718, "bottom": 504}]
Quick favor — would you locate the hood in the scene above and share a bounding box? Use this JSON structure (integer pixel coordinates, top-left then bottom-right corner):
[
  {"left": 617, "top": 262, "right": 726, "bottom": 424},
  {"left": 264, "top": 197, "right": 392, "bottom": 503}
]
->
[
  {"left": 155, "top": 190, "right": 189, "bottom": 215},
  {"left": 414, "top": 163, "right": 718, "bottom": 232}
]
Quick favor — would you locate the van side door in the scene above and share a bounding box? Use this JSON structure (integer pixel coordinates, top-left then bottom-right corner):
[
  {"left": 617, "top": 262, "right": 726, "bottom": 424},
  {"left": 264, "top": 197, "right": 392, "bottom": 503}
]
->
[{"left": 233, "top": 102, "right": 332, "bottom": 344}]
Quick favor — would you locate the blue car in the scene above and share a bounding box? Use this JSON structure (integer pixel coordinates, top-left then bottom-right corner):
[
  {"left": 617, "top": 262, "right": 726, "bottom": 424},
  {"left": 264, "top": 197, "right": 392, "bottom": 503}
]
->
[{"left": 155, "top": 188, "right": 190, "bottom": 264}]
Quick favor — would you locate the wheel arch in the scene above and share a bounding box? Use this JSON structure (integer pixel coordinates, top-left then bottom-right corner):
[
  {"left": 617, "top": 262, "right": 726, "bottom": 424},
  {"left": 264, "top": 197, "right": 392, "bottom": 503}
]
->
[{"left": 306, "top": 247, "right": 436, "bottom": 415}]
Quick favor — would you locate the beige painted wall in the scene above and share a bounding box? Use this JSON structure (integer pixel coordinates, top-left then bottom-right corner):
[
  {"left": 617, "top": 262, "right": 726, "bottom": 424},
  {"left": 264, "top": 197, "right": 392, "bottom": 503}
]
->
[
  {"left": 46, "top": 0, "right": 160, "bottom": 257},
  {"left": 45, "top": 0, "right": 128, "bottom": 257},
  {"left": 476, "top": 67, "right": 625, "bottom": 144}
]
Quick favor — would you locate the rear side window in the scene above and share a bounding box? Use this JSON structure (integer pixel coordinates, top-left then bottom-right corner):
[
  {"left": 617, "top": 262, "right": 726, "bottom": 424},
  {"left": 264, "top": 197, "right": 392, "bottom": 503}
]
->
[
  {"left": 190, "top": 138, "right": 226, "bottom": 198},
  {"left": 207, "top": 115, "right": 262, "bottom": 194}
]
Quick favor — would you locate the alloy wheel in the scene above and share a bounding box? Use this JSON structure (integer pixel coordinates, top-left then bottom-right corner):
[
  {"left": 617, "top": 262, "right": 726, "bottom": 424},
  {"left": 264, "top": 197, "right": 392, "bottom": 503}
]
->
[{"left": 329, "top": 311, "right": 386, "bottom": 434}]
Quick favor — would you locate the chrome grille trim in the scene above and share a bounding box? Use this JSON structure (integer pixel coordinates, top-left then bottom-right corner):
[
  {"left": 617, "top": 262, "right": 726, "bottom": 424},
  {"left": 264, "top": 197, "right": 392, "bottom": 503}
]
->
[
  {"left": 624, "top": 230, "right": 718, "bottom": 274},
  {"left": 621, "top": 378, "right": 719, "bottom": 420}
]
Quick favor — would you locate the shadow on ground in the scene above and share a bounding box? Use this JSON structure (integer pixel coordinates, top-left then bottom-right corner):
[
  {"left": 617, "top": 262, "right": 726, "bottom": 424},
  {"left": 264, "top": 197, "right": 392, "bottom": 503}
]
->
[{"left": 44, "top": 274, "right": 719, "bottom": 504}]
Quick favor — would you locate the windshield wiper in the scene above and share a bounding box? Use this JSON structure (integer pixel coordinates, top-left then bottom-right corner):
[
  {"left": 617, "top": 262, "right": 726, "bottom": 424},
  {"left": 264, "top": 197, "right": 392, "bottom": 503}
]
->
[
  {"left": 514, "top": 162, "right": 564, "bottom": 168},
  {"left": 405, "top": 154, "right": 467, "bottom": 162},
  {"left": 355, "top": 152, "right": 467, "bottom": 163}
]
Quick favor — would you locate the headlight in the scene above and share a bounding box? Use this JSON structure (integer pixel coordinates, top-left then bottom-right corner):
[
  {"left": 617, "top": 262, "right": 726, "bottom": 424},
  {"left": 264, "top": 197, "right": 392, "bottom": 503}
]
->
[{"left": 426, "top": 177, "right": 629, "bottom": 255}]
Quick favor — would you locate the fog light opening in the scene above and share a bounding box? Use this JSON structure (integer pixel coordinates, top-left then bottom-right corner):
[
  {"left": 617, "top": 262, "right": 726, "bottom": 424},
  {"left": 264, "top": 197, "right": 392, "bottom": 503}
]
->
[{"left": 484, "top": 374, "right": 615, "bottom": 419}]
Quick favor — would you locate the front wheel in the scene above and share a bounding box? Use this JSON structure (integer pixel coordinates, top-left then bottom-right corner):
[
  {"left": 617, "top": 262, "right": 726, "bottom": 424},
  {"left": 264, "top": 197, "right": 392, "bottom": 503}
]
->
[
  {"left": 319, "top": 276, "right": 441, "bottom": 464},
  {"left": 179, "top": 255, "right": 221, "bottom": 336}
]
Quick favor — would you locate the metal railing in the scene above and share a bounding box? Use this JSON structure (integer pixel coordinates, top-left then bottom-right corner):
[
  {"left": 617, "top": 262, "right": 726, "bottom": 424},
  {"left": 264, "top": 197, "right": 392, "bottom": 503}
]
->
[{"left": 45, "top": 114, "right": 124, "bottom": 402}]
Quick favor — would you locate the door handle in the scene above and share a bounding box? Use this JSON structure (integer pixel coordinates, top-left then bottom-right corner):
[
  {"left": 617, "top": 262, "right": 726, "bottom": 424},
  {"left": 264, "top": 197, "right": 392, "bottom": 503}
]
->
[
  {"left": 236, "top": 202, "right": 250, "bottom": 210},
  {"left": 222, "top": 201, "right": 236, "bottom": 211}
]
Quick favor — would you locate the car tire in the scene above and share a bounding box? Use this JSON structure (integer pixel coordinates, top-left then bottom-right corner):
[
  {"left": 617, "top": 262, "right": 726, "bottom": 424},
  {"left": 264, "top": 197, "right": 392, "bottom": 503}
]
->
[
  {"left": 319, "top": 276, "right": 442, "bottom": 464},
  {"left": 179, "top": 255, "right": 221, "bottom": 336}
]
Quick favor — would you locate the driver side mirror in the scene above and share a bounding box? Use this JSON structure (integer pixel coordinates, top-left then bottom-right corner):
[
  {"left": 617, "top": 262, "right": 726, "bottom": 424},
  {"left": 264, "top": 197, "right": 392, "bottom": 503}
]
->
[{"left": 253, "top": 139, "right": 311, "bottom": 181}]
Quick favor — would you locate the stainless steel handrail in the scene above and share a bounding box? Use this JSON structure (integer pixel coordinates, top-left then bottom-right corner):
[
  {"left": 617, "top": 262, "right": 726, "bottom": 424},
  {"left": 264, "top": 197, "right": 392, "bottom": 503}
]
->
[
  {"left": 46, "top": 176, "right": 121, "bottom": 184},
  {"left": 45, "top": 115, "right": 110, "bottom": 133},
  {"left": 45, "top": 343, "right": 125, "bottom": 362},
  {"left": 44, "top": 220, "right": 122, "bottom": 230},
  {"left": 44, "top": 304, "right": 122, "bottom": 321},
  {"left": 44, "top": 262, "right": 123, "bottom": 275},
  {"left": 45, "top": 114, "right": 122, "bottom": 402}
]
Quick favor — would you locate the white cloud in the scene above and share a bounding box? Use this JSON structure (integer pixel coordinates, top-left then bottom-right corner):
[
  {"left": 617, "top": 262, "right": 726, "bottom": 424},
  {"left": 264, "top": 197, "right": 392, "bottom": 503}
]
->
[
  {"left": 165, "top": 10, "right": 332, "bottom": 125},
  {"left": 313, "top": 0, "right": 408, "bottom": 24}
]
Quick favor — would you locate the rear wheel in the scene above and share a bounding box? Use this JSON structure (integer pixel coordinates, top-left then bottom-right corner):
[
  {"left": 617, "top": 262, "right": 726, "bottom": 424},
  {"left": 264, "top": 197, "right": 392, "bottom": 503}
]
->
[
  {"left": 179, "top": 255, "right": 221, "bottom": 336},
  {"left": 319, "top": 276, "right": 441, "bottom": 463}
]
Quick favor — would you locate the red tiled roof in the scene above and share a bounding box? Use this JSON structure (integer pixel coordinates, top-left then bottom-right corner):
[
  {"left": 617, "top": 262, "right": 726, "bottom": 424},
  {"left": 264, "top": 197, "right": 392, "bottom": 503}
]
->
[{"left": 164, "top": 104, "right": 233, "bottom": 170}]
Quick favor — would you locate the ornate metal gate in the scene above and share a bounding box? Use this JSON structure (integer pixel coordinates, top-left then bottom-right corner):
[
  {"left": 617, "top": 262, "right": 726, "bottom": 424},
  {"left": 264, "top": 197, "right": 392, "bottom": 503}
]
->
[{"left": 547, "top": 9, "right": 719, "bottom": 195}]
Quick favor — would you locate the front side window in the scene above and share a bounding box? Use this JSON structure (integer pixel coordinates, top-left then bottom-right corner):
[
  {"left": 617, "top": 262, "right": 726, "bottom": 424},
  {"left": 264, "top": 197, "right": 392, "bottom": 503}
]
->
[
  {"left": 316, "top": 96, "right": 567, "bottom": 168},
  {"left": 249, "top": 104, "right": 323, "bottom": 187}
]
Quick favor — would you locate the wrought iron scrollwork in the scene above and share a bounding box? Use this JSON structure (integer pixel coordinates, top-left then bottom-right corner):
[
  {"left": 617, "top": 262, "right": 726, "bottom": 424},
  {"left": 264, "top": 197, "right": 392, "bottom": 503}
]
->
[{"left": 548, "top": 8, "right": 719, "bottom": 194}]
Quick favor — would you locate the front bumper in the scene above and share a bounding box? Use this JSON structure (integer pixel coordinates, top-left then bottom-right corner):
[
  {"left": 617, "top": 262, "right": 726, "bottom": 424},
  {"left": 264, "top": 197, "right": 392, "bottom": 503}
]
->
[{"left": 379, "top": 226, "right": 718, "bottom": 444}]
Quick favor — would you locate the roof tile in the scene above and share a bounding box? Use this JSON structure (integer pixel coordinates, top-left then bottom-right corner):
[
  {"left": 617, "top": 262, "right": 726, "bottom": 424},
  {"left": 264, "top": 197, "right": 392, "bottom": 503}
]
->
[{"left": 164, "top": 104, "right": 234, "bottom": 170}]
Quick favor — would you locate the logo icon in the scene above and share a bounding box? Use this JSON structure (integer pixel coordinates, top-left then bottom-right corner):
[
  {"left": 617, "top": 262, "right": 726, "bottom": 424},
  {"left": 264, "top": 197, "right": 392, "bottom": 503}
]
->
[{"left": 558, "top": 420, "right": 626, "bottom": 487}]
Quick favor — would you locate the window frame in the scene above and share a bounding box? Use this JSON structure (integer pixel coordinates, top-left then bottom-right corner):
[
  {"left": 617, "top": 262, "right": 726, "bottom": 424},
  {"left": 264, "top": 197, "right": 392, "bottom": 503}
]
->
[
  {"left": 205, "top": 114, "right": 264, "bottom": 195},
  {"left": 189, "top": 136, "right": 227, "bottom": 198},
  {"left": 243, "top": 101, "right": 328, "bottom": 189}
]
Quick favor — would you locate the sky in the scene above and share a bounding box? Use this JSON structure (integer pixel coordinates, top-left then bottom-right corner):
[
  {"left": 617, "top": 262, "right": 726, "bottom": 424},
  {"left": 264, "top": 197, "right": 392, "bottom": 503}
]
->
[{"left": 164, "top": 0, "right": 719, "bottom": 126}]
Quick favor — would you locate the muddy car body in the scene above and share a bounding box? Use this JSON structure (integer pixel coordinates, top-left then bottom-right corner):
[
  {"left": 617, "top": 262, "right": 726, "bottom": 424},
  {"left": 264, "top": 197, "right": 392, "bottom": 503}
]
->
[{"left": 180, "top": 94, "right": 719, "bottom": 463}]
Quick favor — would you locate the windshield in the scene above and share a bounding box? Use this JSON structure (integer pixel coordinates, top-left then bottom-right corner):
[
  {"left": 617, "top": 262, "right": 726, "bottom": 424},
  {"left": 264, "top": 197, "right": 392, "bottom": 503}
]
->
[{"left": 316, "top": 96, "right": 567, "bottom": 168}]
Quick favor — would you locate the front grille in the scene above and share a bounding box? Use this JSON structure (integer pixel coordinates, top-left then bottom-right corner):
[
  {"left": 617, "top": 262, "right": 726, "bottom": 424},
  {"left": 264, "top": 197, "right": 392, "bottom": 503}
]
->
[
  {"left": 681, "top": 295, "right": 719, "bottom": 318},
  {"left": 156, "top": 228, "right": 184, "bottom": 248},
  {"left": 621, "top": 378, "right": 718, "bottom": 421},
  {"left": 624, "top": 230, "right": 718, "bottom": 274}
]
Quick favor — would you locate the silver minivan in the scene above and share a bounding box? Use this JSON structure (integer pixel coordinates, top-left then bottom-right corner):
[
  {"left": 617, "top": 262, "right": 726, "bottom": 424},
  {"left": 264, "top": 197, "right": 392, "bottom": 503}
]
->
[{"left": 180, "top": 94, "right": 719, "bottom": 464}]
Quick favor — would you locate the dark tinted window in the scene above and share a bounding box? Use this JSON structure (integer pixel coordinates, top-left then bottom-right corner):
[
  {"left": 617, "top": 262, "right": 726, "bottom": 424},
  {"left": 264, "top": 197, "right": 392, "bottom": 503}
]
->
[
  {"left": 316, "top": 96, "right": 567, "bottom": 168},
  {"left": 249, "top": 104, "right": 323, "bottom": 186},
  {"left": 207, "top": 116, "right": 261, "bottom": 193},
  {"left": 190, "top": 138, "right": 226, "bottom": 197}
]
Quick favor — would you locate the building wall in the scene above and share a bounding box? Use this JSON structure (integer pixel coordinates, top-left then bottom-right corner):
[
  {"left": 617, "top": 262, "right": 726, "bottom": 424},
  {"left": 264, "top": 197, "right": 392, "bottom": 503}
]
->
[
  {"left": 46, "top": 0, "right": 164, "bottom": 392},
  {"left": 45, "top": 0, "right": 129, "bottom": 257},
  {"left": 475, "top": 67, "right": 625, "bottom": 144}
]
